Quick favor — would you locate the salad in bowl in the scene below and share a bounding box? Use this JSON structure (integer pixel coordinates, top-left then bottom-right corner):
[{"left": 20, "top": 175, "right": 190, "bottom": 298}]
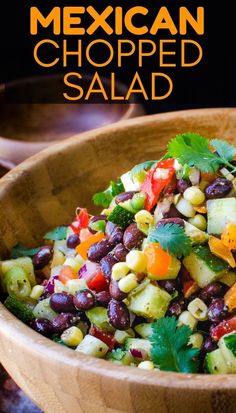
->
[{"left": 1, "top": 132, "right": 236, "bottom": 375}]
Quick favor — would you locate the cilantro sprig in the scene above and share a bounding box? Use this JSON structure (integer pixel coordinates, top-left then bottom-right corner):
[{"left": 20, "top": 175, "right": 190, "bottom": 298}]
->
[
  {"left": 147, "top": 223, "right": 192, "bottom": 259},
  {"left": 149, "top": 317, "right": 199, "bottom": 373},
  {"left": 167, "top": 133, "right": 236, "bottom": 173},
  {"left": 44, "top": 226, "right": 67, "bottom": 241},
  {"left": 10, "top": 244, "right": 41, "bottom": 259},
  {"left": 93, "top": 179, "right": 125, "bottom": 208}
]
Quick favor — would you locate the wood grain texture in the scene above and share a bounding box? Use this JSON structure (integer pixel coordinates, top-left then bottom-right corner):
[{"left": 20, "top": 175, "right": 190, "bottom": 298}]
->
[{"left": 0, "top": 108, "right": 236, "bottom": 413}]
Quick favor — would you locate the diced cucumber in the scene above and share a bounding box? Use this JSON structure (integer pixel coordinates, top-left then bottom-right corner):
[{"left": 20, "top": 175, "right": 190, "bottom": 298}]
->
[
  {"left": 183, "top": 245, "right": 228, "bottom": 288},
  {"left": 125, "top": 338, "right": 151, "bottom": 358},
  {"left": 114, "top": 329, "right": 135, "bottom": 344},
  {"left": 106, "top": 348, "right": 134, "bottom": 365},
  {"left": 0, "top": 257, "right": 35, "bottom": 287},
  {"left": 4, "top": 295, "right": 35, "bottom": 324},
  {"left": 127, "top": 283, "right": 171, "bottom": 319},
  {"left": 85, "top": 307, "right": 114, "bottom": 332},
  {"left": 207, "top": 198, "right": 236, "bottom": 235},
  {"left": 76, "top": 335, "right": 108, "bottom": 358},
  {"left": 219, "top": 332, "right": 236, "bottom": 373},
  {"left": 184, "top": 221, "right": 208, "bottom": 244},
  {"left": 205, "top": 349, "right": 229, "bottom": 374},
  {"left": 33, "top": 298, "right": 57, "bottom": 321},
  {"left": 134, "top": 323, "right": 153, "bottom": 338}
]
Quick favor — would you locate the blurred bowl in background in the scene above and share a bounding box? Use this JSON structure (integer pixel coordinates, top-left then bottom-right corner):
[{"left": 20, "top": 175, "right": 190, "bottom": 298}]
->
[{"left": 0, "top": 74, "right": 144, "bottom": 164}]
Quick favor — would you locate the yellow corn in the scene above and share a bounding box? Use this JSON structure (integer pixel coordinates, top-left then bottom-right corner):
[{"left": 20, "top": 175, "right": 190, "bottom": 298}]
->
[
  {"left": 126, "top": 250, "right": 147, "bottom": 273},
  {"left": 111, "top": 262, "right": 130, "bottom": 281},
  {"left": 178, "top": 310, "right": 198, "bottom": 331},
  {"left": 61, "top": 326, "right": 83, "bottom": 347},
  {"left": 30, "top": 285, "right": 44, "bottom": 300},
  {"left": 63, "top": 255, "right": 84, "bottom": 273},
  {"left": 183, "top": 186, "right": 205, "bottom": 206},
  {"left": 118, "top": 273, "right": 138, "bottom": 293},
  {"left": 188, "top": 214, "right": 207, "bottom": 231},
  {"left": 138, "top": 361, "right": 154, "bottom": 370},
  {"left": 189, "top": 333, "right": 204, "bottom": 348},
  {"left": 187, "top": 298, "right": 208, "bottom": 321}
]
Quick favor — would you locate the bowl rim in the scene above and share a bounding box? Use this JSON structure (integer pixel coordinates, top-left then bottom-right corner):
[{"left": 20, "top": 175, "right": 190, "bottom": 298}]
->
[{"left": 1, "top": 107, "right": 236, "bottom": 389}]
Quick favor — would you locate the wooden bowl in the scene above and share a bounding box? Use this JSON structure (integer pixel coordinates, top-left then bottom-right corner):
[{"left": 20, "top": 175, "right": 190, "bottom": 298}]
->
[
  {"left": 0, "top": 74, "right": 144, "bottom": 164},
  {"left": 0, "top": 108, "right": 236, "bottom": 413}
]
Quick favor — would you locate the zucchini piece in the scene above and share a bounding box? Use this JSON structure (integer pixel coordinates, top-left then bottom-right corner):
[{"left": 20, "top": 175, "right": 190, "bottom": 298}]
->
[
  {"left": 108, "top": 205, "right": 134, "bottom": 228},
  {"left": 33, "top": 298, "right": 57, "bottom": 321},
  {"left": 1, "top": 257, "right": 35, "bottom": 287},
  {"left": 134, "top": 323, "right": 153, "bottom": 338},
  {"left": 126, "top": 283, "right": 171, "bottom": 319},
  {"left": 4, "top": 295, "right": 35, "bottom": 324},
  {"left": 207, "top": 198, "right": 236, "bottom": 235},
  {"left": 85, "top": 307, "right": 114, "bottom": 332},
  {"left": 219, "top": 332, "right": 236, "bottom": 373},
  {"left": 183, "top": 245, "right": 228, "bottom": 288},
  {"left": 205, "top": 349, "right": 229, "bottom": 374},
  {"left": 76, "top": 335, "right": 108, "bottom": 358}
]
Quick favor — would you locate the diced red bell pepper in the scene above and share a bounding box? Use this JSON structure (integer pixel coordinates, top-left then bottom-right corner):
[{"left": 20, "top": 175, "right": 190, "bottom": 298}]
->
[
  {"left": 211, "top": 316, "right": 236, "bottom": 341},
  {"left": 70, "top": 208, "right": 89, "bottom": 234},
  {"left": 141, "top": 158, "right": 176, "bottom": 211},
  {"left": 89, "top": 325, "right": 115, "bottom": 350},
  {"left": 87, "top": 271, "right": 108, "bottom": 292},
  {"left": 180, "top": 266, "right": 198, "bottom": 299}
]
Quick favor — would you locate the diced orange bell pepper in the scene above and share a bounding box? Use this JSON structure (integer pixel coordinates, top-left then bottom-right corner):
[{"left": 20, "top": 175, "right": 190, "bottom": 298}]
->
[
  {"left": 76, "top": 232, "right": 106, "bottom": 260},
  {"left": 224, "top": 282, "right": 236, "bottom": 311},
  {"left": 59, "top": 266, "right": 78, "bottom": 284},
  {"left": 208, "top": 236, "right": 235, "bottom": 268},
  {"left": 144, "top": 242, "right": 172, "bottom": 278},
  {"left": 193, "top": 205, "right": 207, "bottom": 214},
  {"left": 221, "top": 223, "right": 236, "bottom": 250}
]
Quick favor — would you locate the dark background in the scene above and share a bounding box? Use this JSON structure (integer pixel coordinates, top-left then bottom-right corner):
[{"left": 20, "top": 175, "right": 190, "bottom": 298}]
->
[{"left": 1, "top": 0, "right": 236, "bottom": 112}]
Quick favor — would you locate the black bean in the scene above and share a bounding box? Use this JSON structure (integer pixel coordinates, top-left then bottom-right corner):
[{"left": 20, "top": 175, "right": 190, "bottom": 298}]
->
[
  {"left": 207, "top": 298, "right": 228, "bottom": 323},
  {"left": 73, "top": 289, "right": 96, "bottom": 310},
  {"left": 201, "top": 336, "right": 218, "bottom": 353},
  {"left": 176, "top": 179, "right": 191, "bottom": 194},
  {"left": 51, "top": 313, "right": 78, "bottom": 334},
  {"left": 108, "top": 299, "right": 130, "bottom": 330},
  {"left": 32, "top": 246, "right": 53, "bottom": 270},
  {"left": 158, "top": 280, "right": 179, "bottom": 294},
  {"left": 66, "top": 234, "right": 80, "bottom": 249},
  {"left": 108, "top": 227, "right": 124, "bottom": 246},
  {"left": 123, "top": 223, "right": 144, "bottom": 250},
  {"left": 88, "top": 215, "right": 107, "bottom": 234},
  {"left": 167, "top": 297, "right": 185, "bottom": 317},
  {"left": 96, "top": 290, "right": 111, "bottom": 307},
  {"left": 157, "top": 217, "right": 185, "bottom": 228},
  {"left": 87, "top": 240, "right": 113, "bottom": 262},
  {"left": 100, "top": 255, "right": 118, "bottom": 279},
  {"left": 205, "top": 178, "right": 233, "bottom": 199},
  {"left": 105, "top": 221, "right": 117, "bottom": 238},
  {"left": 109, "top": 279, "right": 127, "bottom": 301},
  {"left": 115, "top": 191, "right": 136, "bottom": 204},
  {"left": 163, "top": 204, "right": 184, "bottom": 219},
  {"left": 30, "top": 318, "right": 52, "bottom": 337},
  {"left": 50, "top": 292, "right": 76, "bottom": 313},
  {"left": 113, "top": 243, "right": 129, "bottom": 262},
  {"left": 199, "top": 283, "right": 223, "bottom": 303}
]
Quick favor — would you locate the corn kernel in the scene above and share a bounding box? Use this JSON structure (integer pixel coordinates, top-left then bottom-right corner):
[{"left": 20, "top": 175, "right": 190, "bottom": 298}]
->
[
  {"left": 188, "top": 333, "right": 204, "bottom": 348},
  {"left": 178, "top": 310, "right": 198, "bottom": 330},
  {"left": 176, "top": 197, "right": 196, "bottom": 218},
  {"left": 111, "top": 262, "right": 130, "bottom": 281},
  {"left": 30, "top": 285, "right": 44, "bottom": 300},
  {"left": 187, "top": 298, "right": 208, "bottom": 321},
  {"left": 61, "top": 326, "right": 83, "bottom": 347},
  {"left": 66, "top": 279, "right": 87, "bottom": 295},
  {"left": 118, "top": 273, "right": 138, "bottom": 293},
  {"left": 138, "top": 361, "right": 154, "bottom": 370},
  {"left": 188, "top": 214, "right": 207, "bottom": 231},
  {"left": 135, "top": 210, "right": 154, "bottom": 235},
  {"left": 63, "top": 255, "right": 84, "bottom": 273},
  {"left": 183, "top": 186, "right": 205, "bottom": 206},
  {"left": 126, "top": 250, "right": 147, "bottom": 273}
]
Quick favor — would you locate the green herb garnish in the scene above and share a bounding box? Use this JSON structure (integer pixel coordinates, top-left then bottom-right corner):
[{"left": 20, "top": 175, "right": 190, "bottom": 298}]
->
[
  {"left": 10, "top": 244, "right": 41, "bottom": 259},
  {"left": 130, "top": 160, "right": 158, "bottom": 180},
  {"left": 167, "top": 133, "right": 236, "bottom": 173},
  {"left": 149, "top": 317, "right": 199, "bottom": 373},
  {"left": 44, "top": 226, "right": 67, "bottom": 241},
  {"left": 147, "top": 223, "right": 192, "bottom": 259},
  {"left": 107, "top": 348, "right": 126, "bottom": 361},
  {"left": 93, "top": 179, "right": 125, "bottom": 208}
]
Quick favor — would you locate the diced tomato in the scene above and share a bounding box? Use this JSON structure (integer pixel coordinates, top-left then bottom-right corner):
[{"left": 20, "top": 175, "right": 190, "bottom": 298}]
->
[
  {"left": 87, "top": 271, "right": 108, "bottom": 292},
  {"left": 141, "top": 159, "right": 175, "bottom": 211},
  {"left": 70, "top": 208, "right": 89, "bottom": 234},
  {"left": 89, "top": 325, "right": 115, "bottom": 350},
  {"left": 210, "top": 316, "right": 236, "bottom": 341}
]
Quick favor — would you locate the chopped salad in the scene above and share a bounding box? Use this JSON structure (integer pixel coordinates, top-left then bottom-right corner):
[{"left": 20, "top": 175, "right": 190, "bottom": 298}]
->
[{"left": 1, "top": 132, "right": 236, "bottom": 374}]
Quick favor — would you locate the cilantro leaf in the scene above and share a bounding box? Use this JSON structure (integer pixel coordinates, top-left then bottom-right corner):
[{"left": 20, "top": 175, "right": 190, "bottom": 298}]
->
[
  {"left": 167, "top": 133, "right": 222, "bottom": 173},
  {"left": 93, "top": 179, "right": 125, "bottom": 208},
  {"left": 10, "top": 244, "right": 41, "bottom": 259},
  {"left": 107, "top": 348, "right": 126, "bottom": 361},
  {"left": 211, "top": 139, "right": 236, "bottom": 162},
  {"left": 147, "top": 223, "right": 192, "bottom": 258},
  {"left": 149, "top": 317, "right": 199, "bottom": 373},
  {"left": 44, "top": 226, "right": 67, "bottom": 241},
  {"left": 130, "top": 160, "right": 158, "bottom": 179}
]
